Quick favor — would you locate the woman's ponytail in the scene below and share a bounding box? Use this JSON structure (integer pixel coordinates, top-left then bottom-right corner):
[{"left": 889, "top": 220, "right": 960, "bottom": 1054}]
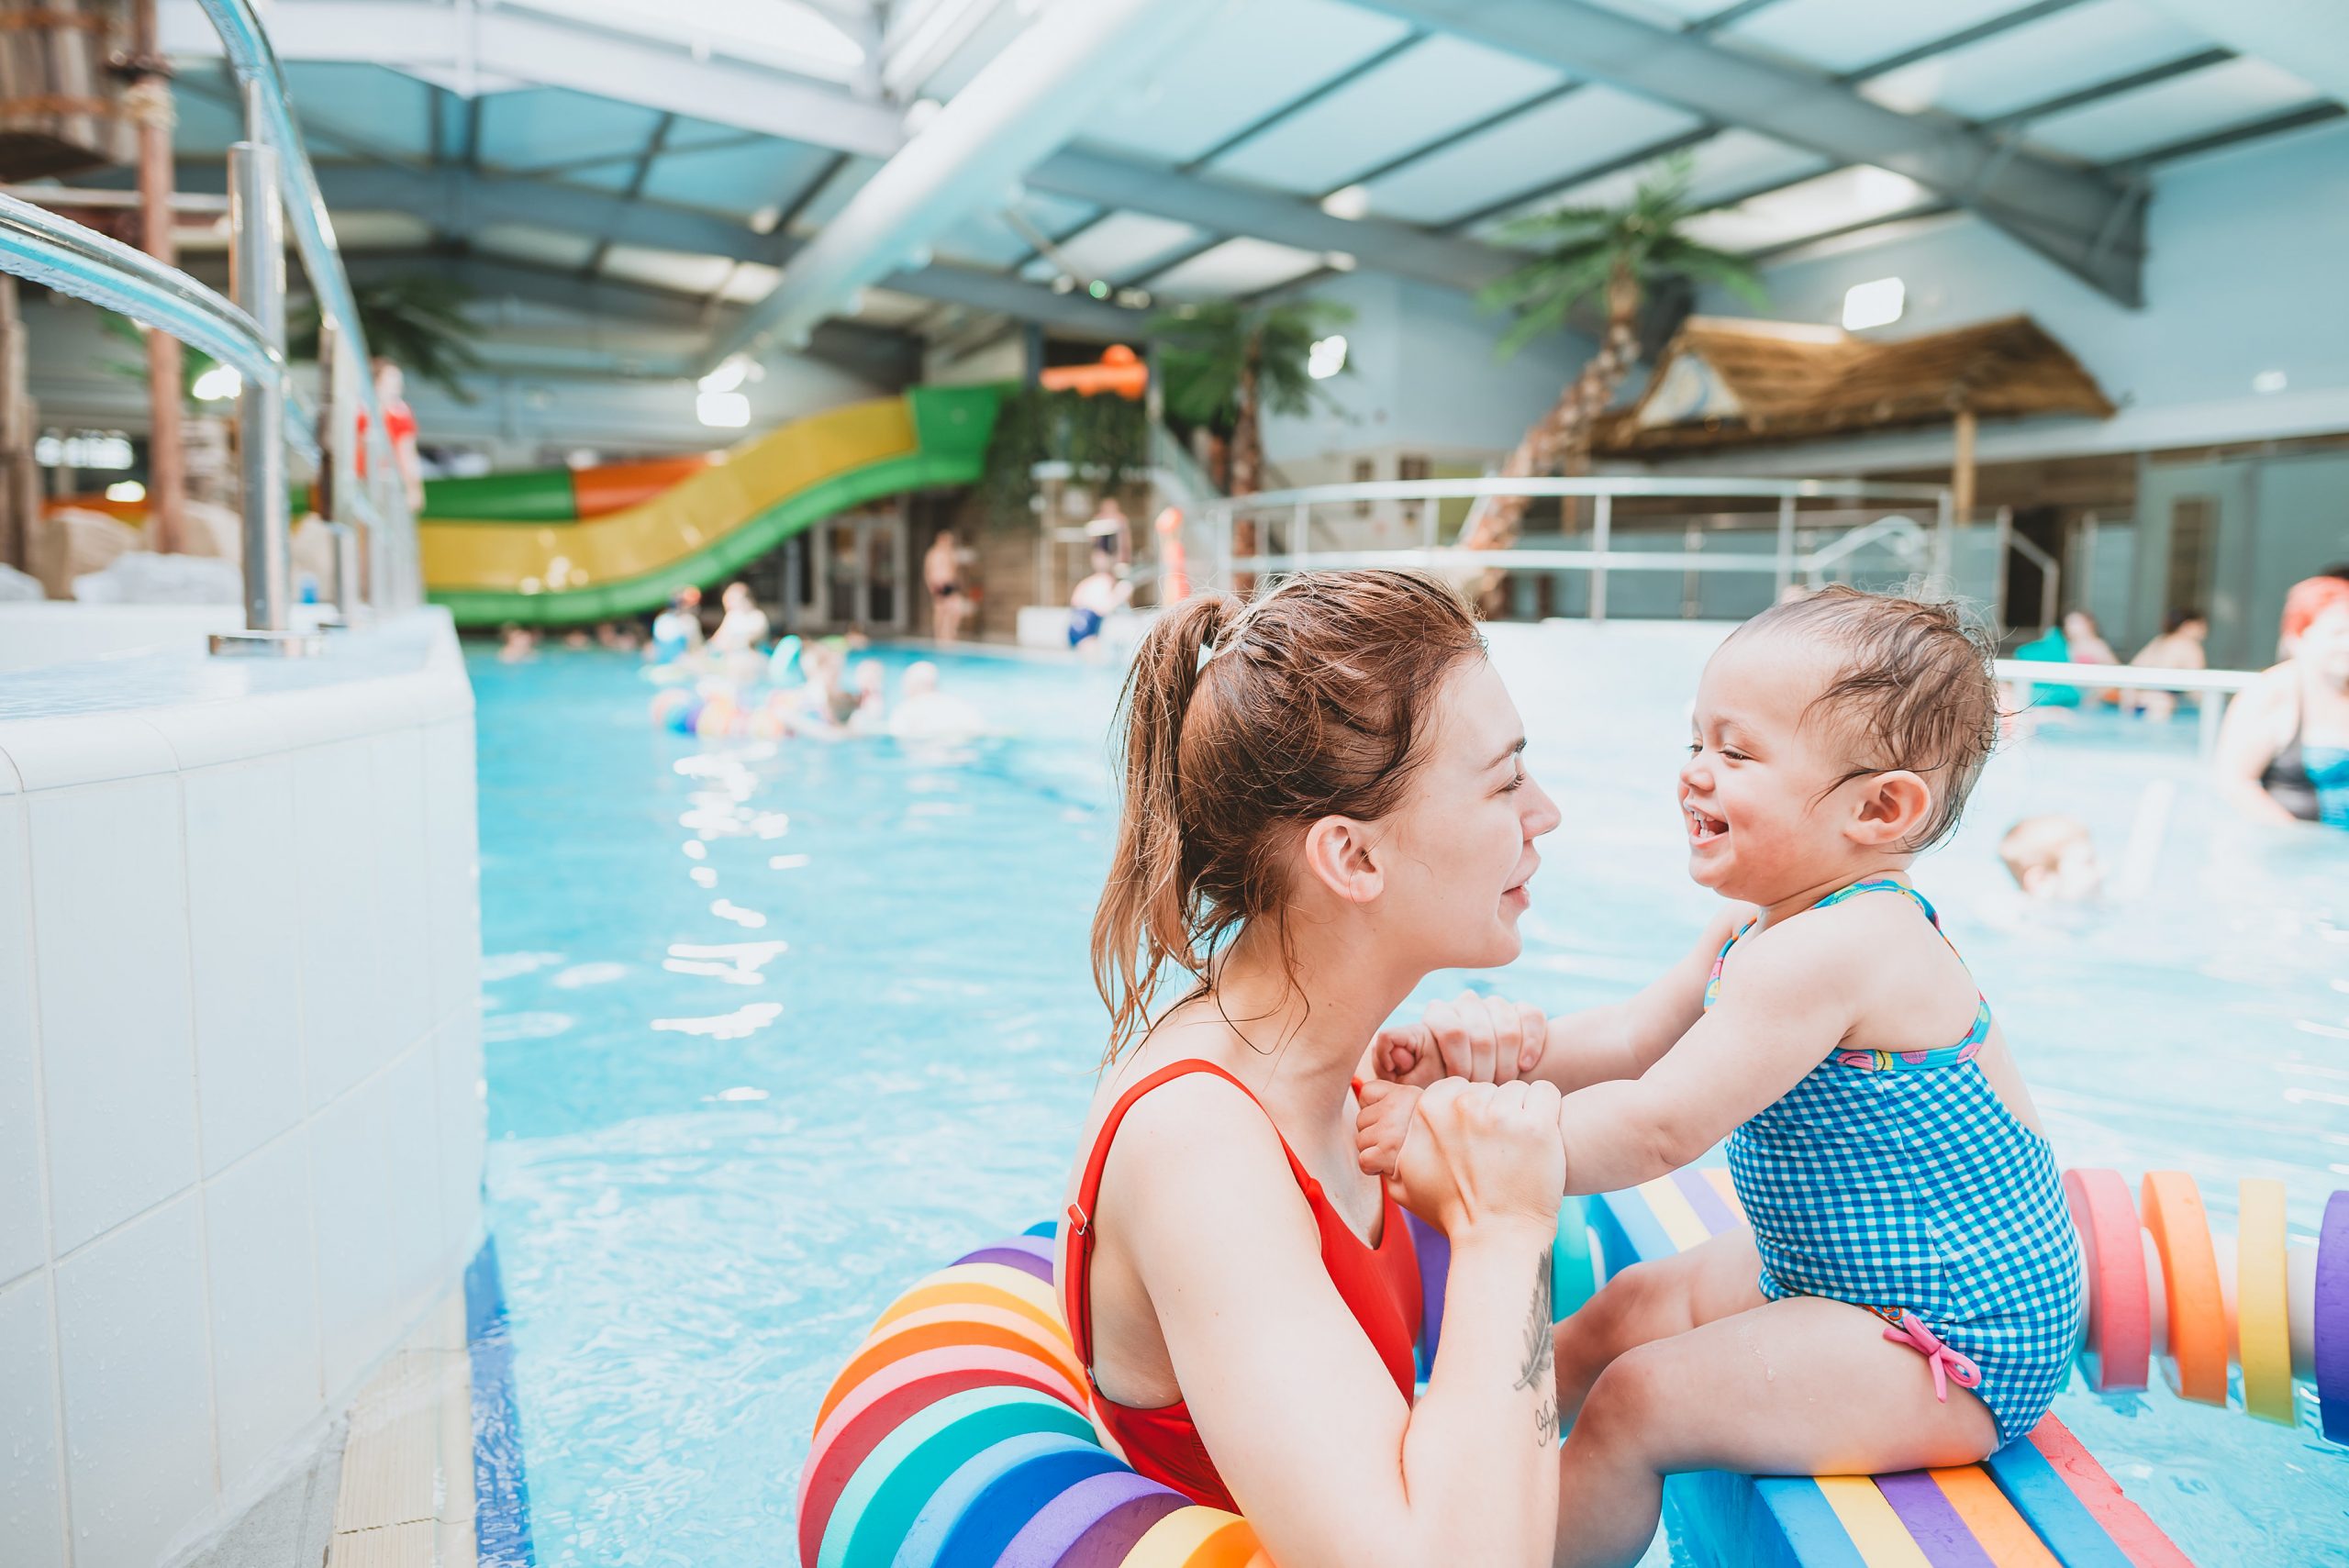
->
[{"left": 1091, "top": 592, "right": 1236, "bottom": 1062}]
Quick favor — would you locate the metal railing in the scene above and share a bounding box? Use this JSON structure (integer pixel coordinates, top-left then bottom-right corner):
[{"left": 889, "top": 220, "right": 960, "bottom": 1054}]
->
[
  {"left": 1206, "top": 476, "right": 1954, "bottom": 622},
  {"left": 1994, "top": 660, "right": 2256, "bottom": 753},
  {"left": 0, "top": 0, "right": 417, "bottom": 652}
]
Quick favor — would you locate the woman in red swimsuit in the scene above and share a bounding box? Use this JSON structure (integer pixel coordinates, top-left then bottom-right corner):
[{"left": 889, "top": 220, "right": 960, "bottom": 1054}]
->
[{"left": 1061, "top": 570, "right": 1570, "bottom": 1568}]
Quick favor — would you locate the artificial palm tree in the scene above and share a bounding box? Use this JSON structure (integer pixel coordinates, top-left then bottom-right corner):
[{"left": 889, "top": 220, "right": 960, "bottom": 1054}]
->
[
  {"left": 290, "top": 272, "right": 484, "bottom": 402},
  {"left": 1468, "top": 156, "right": 1766, "bottom": 555},
  {"left": 1156, "top": 296, "right": 1353, "bottom": 591},
  {"left": 1155, "top": 296, "right": 1353, "bottom": 497}
]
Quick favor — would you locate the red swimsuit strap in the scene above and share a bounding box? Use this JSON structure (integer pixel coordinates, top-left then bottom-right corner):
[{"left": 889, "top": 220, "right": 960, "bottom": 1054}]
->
[{"left": 1063, "top": 1060, "right": 1315, "bottom": 1374}]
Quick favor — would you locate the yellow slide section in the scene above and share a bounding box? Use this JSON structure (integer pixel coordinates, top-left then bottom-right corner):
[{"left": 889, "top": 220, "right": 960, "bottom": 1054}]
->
[{"left": 423, "top": 386, "right": 1000, "bottom": 628}]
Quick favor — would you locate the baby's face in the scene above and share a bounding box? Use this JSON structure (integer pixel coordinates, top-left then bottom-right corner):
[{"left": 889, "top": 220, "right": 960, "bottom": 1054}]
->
[{"left": 1680, "top": 631, "right": 1877, "bottom": 903}]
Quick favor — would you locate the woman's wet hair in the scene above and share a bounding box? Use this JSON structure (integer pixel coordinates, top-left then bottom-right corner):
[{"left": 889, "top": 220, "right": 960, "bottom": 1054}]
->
[
  {"left": 1091, "top": 570, "right": 1485, "bottom": 1062},
  {"left": 1735, "top": 584, "right": 2000, "bottom": 852}
]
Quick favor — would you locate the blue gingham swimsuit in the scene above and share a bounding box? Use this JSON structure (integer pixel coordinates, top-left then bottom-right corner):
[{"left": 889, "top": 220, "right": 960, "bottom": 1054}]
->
[{"left": 1711, "top": 879, "right": 2083, "bottom": 1444}]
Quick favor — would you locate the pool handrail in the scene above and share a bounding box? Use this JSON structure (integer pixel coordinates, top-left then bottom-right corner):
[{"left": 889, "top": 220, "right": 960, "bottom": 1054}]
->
[
  {"left": 1202, "top": 473, "right": 1959, "bottom": 620},
  {"left": 1995, "top": 658, "right": 2260, "bottom": 752},
  {"left": 0, "top": 0, "right": 417, "bottom": 644}
]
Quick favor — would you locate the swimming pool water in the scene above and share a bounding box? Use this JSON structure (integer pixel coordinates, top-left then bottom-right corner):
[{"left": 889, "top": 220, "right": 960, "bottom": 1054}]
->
[{"left": 468, "top": 627, "right": 2349, "bottom": 1567}]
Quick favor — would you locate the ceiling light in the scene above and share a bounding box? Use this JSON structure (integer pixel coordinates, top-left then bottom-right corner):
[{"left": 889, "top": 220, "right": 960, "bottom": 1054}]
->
[
  {"left": 1051, "top": 275, "right": 1075, "bottom": 295},
  {"left": 1115, "top": 288, "right": 1152, "bottom": 309},
  {"left": 748, "top": 205, "right": 782, "bottom": 235},
  {"left": 697, "top": 391, "right": 751, "bottom": 428},
  {"left": 1841, "top": 276, "right": 1905, "bottom": 332},
  {"left": 2253, "top": 370, "right": 2288, "bottom": 394},
  {"left": 106, "top": 479, "right": 145, "bottom": 503},
  {"left": 192, "top": 364, "right": 241, "bottom": 402},
  {"left": 1308, "top": 335, "right": 1348, "bottom": 380},
  {"left": 1319, "top": 184, "right": 1370, "bottom": 220},
  {"left": 1087, "top": 279, "right": 1110, "bottom": 299},
  {"left": 699, "top": 354, "right": 753, "bottom": 394}
]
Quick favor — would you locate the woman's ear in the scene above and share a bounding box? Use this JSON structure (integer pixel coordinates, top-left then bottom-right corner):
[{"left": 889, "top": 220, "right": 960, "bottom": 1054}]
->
[
  {"left": 1301, "top": 816, "right": 1384, "bottom": 904},
  {"left": 1849, "top": 770, "right": 1934, "bottom": 847}
]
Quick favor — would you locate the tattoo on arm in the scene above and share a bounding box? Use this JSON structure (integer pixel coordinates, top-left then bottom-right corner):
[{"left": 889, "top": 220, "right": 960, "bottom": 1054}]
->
[{"left": 1513, "top": 1247, "right": 1559, "bottom": 1446}]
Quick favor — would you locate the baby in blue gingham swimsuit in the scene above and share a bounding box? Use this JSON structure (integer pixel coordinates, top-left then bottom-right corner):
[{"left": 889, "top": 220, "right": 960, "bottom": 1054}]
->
[{"left": 1359, "top": 587, "right": 2084, "bottom": 1568}]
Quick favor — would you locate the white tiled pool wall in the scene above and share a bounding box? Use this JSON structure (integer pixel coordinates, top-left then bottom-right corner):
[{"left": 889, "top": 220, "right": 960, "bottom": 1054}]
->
[{"left": 0, "top": 614, "right": 484, "bottom": 1568}]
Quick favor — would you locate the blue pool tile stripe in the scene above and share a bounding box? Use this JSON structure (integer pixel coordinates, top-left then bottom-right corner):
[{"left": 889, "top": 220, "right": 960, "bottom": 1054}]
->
[{"left": 466, "top": 1237, "right": 537, "bottom": 1568}]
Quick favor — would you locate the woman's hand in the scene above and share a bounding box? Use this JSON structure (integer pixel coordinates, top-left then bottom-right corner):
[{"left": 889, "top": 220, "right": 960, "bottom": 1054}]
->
[
  {"left": 1376, "top": 1077, "right": 1564, "bottom": 1237},
  {"left": 1370, "top": 990, "right": 1549, "bottom": 1085}
]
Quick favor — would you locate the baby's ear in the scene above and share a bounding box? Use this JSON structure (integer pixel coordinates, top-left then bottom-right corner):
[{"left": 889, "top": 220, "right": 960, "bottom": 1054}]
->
[{"left": 1849, "top": 769, "right": 1934, "bottom": 847}]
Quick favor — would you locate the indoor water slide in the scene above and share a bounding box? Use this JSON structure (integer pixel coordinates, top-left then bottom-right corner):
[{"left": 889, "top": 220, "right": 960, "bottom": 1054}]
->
[{"left": 421, "top": 384, "right": 1003, "bottom": 628}]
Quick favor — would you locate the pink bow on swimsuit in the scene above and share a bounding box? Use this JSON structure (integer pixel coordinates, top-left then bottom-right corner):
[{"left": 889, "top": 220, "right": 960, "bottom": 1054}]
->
[{"left": 1883, "top": 1311, "right": 1982, "bottom": 1403}]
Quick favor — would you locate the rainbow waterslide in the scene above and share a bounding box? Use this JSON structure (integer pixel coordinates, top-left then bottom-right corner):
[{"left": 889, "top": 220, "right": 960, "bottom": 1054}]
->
[{"left": 421, "top": 384, "right": 1002, "bottom": 627}]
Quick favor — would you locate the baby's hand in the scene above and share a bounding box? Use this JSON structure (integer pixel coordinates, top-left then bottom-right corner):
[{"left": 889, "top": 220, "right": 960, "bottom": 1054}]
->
[
  {"left": 1356, "top": 1080, "right": 1420, "bottom": 1177},
  {"left": 1372, "top": 990, "right": 1549, "bottom": 1085}
]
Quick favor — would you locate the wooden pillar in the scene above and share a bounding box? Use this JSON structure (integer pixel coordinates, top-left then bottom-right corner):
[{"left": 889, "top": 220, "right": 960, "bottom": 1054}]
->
[
  {"left": 1951, "top": 406, "right": 1977, "bottom": 523},
  {"left": 0, "top": 275, "right": 34, "bottom": 571},
  {"left": 128, "top": 0, "right": 184, "bottom": 551}
]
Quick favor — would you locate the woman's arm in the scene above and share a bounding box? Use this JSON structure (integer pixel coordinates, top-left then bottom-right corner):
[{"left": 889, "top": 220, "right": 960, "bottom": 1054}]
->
[
  {"left": 2215, "top": 671, "right": 2301, "bottom": 825},
  {"left": 1119, "top": 1077, "right": 1561, "bottom": 1568}
]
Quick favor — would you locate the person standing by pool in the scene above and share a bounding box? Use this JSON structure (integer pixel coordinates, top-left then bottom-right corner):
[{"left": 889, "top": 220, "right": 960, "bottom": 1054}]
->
[
  {"left": 650, "top": 585, "right": 703, "bottom": 663},
  {"left": 1067, "top": 571, "right": 1569, "bottom": 1566},
  {"left": 2218, "top": 574, "right": 2349, "bottom": 827},
  {"left": 923, "top": 528, "right": 968, "bottom": 641},
  {"left": 2125, "top": 607, "right": 2207, "bottom": 719},
  {"left": 1067, "top": 547, "right": 1130, "bottom": 651}
]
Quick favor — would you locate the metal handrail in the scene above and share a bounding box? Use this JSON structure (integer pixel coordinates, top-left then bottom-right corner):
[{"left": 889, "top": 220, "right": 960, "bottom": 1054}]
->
[
  {"left": 1997, "top": 659, "right": 2255, "bottom": 753},
  {"left": 197, "top": 0, "right": 416, "bottom": 606},
  {"left": 0, "top": 3, "right": 418, "bottom": 645},
  {"left": 1802, "top": 514, "right": 1929, "bottom": 575},
  {"left": 0, "top": 193, "right": 280, "bottom": 380},
  {"left": 1216, "top": 475, "right": 1951, "bottom": 512}
]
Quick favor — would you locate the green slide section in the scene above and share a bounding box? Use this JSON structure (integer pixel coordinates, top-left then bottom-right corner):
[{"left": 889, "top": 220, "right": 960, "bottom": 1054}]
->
[{"left": 426, "top": 384, "right": 1003, "bottom": 628}]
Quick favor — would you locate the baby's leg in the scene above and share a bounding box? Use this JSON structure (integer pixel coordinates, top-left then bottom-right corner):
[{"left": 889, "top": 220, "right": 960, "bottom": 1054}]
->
[
  {"left": 1552, "top": 1295, "right": 2000, "bottom": 1568},
  {"left": 1552, "top": 1227, "right": 1765, "bottom": 1426}
]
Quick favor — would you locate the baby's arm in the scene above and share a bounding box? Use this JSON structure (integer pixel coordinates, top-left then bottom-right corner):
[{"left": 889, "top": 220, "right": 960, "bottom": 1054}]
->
[
  {"left": 1363, "top": 917, "right": 1855, "bottom": 1188},
  {"left": 1534, "top": 904, "right": 1747, "bottom": 1091},
  {"left": 1371, "top": 906, "right": 1746, "bottom": 1092},
  {"left": 1550, "top": 914, "right": 1853, "bottom": 1194}
]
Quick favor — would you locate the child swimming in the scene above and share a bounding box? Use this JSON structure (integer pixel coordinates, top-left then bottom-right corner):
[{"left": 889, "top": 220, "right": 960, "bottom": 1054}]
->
[{"left": 1358, "top": 585, "right": 2083, "bottom": 1568}]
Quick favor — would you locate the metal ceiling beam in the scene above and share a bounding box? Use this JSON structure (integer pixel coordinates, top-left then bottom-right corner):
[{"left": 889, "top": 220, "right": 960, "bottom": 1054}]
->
[
  {"left": 705, "top": 0, "right": 1216, "bottom": 371},
  {"left": 158, "top": 0, "right": 907, "bottom": 158},
  {"left": 1354, "top": 0, "right": 2145, "bottom": 306},
  {"left": 176, "top": 160, "right": 1157, "bottom": 343},
  {"left": 1026, "top": 146, "right": 1520, "bottom": 292}
]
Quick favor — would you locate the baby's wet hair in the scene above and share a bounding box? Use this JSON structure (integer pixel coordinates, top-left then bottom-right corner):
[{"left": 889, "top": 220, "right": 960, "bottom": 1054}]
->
[{"left": 1735, "top": 584, "right": 2000, "bottom": 851}]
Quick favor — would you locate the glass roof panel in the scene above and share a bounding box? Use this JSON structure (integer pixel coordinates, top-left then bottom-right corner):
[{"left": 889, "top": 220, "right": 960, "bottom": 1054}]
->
[
  {"left": 1078, "top": 0, "right": 1414, "bottom": 166},
  {"left": 1720, "top": 0, "right": 2032, "bottom": 78},
  {"left": 1207, "top": 34, "right": 1566, "bottom": 196},
  {"left": 1472, "top": 128, "right": 1829, "bottom": 236},
  {"left": 1677, "top": 163, "right": 1931, "bottom": 251},
  {"left": 1362, "top": 84, "right": 1703, "bottom": 226},
  {"left": 1858, "top": 0, "right": 2211, "bottom": 121},
  {"left": 1149, "top": 237, "right": 1327, "bottom": 297},
  {"left": 503, "top": 0, "right": 867, "bottom": 82},
  {"left": 2023, "top": 55, "right": 2323, "bottom": 161}
]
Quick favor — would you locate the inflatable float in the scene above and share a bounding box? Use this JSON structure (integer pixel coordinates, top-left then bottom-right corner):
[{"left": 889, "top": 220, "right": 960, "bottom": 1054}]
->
[{"left": 798, "top": 1172, "right": 2348, "bottom": 1568}]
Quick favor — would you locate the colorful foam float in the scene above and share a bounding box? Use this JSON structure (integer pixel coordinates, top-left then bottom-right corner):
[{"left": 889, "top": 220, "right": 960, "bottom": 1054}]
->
[{"left": 798, "top": 1175, "right": 2349, "bottom": 1567}]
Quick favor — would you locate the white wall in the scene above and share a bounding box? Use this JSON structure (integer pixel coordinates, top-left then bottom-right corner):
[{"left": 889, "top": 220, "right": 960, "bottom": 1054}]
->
[
  {"left": 0, "top": 608, "right": 483, "bottom": 1568},
  {"left": 1664, "top": 119, "right": 2349, "bottom": 476},
  {"left": 1260, "top": 272, "right": 1595, "bottom": 480}
]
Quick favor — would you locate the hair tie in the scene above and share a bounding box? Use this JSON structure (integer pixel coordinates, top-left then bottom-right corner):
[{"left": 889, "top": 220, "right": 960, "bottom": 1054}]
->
[{"left": 1196, "top": 639, "right": 1220, "bottom": 672}]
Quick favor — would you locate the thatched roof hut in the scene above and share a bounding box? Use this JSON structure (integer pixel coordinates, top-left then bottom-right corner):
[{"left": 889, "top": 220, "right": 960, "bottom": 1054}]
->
[{"left": 1594, "top": 315, "right": 2114, "bottom": 459}]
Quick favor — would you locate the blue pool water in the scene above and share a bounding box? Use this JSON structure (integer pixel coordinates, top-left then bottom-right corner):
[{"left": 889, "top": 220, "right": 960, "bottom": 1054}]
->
[{"left": 468, "top": 628, "right": 2349, "bottom": 1567}]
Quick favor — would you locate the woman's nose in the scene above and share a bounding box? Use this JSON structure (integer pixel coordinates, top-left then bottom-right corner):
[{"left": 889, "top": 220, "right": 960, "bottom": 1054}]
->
[{"left": 1522, "top": 773, "right": 1563, "bottom": 838}]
